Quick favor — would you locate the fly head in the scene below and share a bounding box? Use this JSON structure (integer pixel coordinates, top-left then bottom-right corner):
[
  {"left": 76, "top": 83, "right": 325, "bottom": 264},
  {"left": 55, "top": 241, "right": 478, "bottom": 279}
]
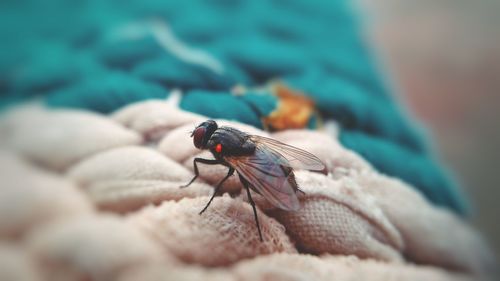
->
[{"left": 191, "top": 120, "right": 218, "bottom": 149}]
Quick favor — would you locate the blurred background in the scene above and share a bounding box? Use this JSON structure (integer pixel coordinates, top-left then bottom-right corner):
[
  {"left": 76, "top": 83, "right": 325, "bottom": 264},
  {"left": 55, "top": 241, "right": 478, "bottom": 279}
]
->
[{"left": 358, "top": 0, "right": 500, "bottom": 256}]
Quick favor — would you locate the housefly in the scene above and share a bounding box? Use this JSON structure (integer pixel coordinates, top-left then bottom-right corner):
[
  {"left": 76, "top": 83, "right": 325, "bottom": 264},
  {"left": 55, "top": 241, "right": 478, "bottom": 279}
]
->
[{"left": 181, "top": 120, "right": 327, "bottom": 241}]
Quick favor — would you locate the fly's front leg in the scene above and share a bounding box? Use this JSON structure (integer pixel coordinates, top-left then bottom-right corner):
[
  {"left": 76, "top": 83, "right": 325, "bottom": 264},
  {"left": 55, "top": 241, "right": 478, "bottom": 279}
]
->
[
  {"left": 180, "top": 158, "right": 221, "bottom": 188},
  {"left": 199, "top": 167, "right": 234, "bottom": 215},
  {"left": 239, "top": 175, "right": 264, "bottom": 242}
]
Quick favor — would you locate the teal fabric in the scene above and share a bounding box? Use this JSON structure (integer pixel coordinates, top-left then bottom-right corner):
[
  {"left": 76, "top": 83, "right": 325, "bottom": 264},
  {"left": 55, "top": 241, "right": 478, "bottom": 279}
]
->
[
  {"left": 132, "top": 54, "right": 247, "bottom": 91},
  {"left": 0, "top": 0, "right": 467, "bottom": 214},
  {"left": 46, "top": 72, "right": 170, "bottom": 113},
  {"left": 180, "top": 90, "right": 278, "bottom": 129},
  {"left": 286, "top": 69, "right": 427, "bottom": 152}
]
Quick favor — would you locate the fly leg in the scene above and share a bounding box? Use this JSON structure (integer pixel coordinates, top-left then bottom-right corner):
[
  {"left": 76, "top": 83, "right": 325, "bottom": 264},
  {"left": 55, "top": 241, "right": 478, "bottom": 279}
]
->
[
  {"left": 239, "top": 175, "right": 264, "bottom": 242},
  {"left": 180, "top": 158, "right": 221, "bottom": 188},
  {"left": 199, "top": 167, "right": 235, "bottom": 215}
]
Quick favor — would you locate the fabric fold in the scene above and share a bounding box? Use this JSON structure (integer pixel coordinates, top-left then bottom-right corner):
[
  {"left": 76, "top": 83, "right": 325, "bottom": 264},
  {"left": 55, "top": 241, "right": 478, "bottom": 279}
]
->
[{"left": 0, "top": 104, "right": 495, "bottom": 280}]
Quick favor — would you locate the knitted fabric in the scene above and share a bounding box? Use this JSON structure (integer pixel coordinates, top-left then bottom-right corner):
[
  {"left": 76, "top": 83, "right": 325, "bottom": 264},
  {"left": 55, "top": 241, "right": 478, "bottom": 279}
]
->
[
  {"left": 0, "top": 0, "right": 467, "bottom": 214},
  {"left": 0, "top": 103, "right": 495, "bottom": 281}
]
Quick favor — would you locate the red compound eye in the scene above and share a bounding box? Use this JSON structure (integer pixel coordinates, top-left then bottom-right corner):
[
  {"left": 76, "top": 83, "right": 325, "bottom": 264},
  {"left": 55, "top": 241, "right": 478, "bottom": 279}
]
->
[
  {"left": 193, "top": 127, "right": 206, "bottom": 149},
  {"left": 215, "top": 143, "right": 222, "bottom": 153}
]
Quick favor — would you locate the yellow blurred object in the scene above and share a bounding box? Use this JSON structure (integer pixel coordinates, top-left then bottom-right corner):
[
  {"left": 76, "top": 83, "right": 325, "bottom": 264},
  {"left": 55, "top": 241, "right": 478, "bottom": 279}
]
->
[{"left": 262, "top": 83, "right": 316, "bottom": 131}]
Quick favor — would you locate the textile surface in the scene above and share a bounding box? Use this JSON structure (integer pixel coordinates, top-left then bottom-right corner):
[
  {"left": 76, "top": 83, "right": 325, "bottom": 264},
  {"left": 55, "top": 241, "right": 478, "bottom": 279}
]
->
[
  {"left": 0, "top": 103, "right": 495, "bottom": 281},
  {"left": 0, "top": 0, "right": 467, "bottom": 213},
  {"left": 0, "top": 0, "right": 495, "bottom": 279}
]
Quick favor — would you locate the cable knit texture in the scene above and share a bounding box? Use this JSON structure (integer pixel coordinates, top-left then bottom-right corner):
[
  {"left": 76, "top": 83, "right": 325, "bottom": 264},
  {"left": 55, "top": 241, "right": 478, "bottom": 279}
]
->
[{"left": 0, "top": 103, "right": 495, "bottom": 281}]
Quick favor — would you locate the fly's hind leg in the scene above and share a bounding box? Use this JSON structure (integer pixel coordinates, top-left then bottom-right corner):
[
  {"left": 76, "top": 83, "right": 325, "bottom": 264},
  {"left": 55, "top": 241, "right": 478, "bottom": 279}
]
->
[
  {"left": 239, "top": 175, "right": 264, "bottom": 242},
  {"left": 199, "top": 167, "right": 235, "bottom": 215},
  {"left": 180, "top": 158, "right": 221, "bottom": 188}
]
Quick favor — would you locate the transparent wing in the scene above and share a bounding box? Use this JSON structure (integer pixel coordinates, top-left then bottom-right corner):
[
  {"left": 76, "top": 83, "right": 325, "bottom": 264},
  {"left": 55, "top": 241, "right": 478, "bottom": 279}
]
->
[
  {"left": 249, "top": 135, "right": 326, "bottom": 173},
  {"left": 225, "top": 147, "right": 300, "bottom": 211}
]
